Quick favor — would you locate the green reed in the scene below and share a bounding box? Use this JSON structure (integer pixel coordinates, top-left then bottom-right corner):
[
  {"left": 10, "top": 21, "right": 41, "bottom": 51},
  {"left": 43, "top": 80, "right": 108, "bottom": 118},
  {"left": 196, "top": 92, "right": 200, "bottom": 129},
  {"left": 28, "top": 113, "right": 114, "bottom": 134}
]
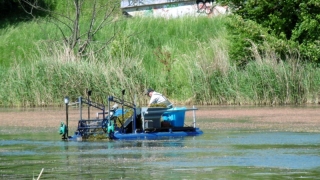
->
[{"left": 1, "top": 16, "right": 320, "bottom": 106}]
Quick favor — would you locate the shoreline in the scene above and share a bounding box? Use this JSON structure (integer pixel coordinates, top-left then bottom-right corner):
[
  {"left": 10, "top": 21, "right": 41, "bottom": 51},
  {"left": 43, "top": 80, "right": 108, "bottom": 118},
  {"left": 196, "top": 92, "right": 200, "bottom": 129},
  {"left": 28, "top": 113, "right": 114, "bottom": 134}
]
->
[{"left": 0, "top": 106, "right": 319, "bottom": 132}]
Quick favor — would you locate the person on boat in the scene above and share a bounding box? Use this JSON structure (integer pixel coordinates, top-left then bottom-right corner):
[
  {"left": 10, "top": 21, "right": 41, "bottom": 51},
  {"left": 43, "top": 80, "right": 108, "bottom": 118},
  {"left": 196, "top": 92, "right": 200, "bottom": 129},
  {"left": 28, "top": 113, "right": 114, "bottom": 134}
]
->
[{"left": 145, "top": 88, "right": 173, "bottom": 108}]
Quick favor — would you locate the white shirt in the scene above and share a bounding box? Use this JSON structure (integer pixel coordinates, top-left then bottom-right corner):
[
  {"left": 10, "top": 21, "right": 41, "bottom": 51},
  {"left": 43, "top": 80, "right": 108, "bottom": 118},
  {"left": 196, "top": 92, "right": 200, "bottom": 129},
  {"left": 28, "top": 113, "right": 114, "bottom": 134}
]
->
[{"left": 149, "top": 92, "right": 172, "bottom": 107}]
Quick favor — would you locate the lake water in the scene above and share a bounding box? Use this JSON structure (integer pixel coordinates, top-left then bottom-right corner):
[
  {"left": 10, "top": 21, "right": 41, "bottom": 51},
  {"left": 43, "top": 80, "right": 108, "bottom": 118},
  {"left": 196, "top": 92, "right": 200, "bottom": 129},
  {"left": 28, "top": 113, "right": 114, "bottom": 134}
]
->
[{"left": 1, "top": 107, "right": 320, "bottom": 179}]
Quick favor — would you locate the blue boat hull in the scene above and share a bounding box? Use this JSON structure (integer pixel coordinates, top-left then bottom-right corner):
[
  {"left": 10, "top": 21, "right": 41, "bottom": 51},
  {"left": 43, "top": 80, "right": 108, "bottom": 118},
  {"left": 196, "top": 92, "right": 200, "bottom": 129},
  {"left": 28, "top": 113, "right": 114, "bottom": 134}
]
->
[
  {"left": 68, "top": 128, "right": 203, "bottom": 141},
  {"left": 113, "top": 128, "right": 203, "bottom": 140}
]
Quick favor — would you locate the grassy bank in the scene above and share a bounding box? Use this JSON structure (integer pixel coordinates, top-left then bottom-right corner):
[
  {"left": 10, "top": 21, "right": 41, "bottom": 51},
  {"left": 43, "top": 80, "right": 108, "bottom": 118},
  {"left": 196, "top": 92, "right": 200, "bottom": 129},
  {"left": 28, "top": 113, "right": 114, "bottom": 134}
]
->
[{"left": 1, "top": 16, "right": 320, "bottom": 107}]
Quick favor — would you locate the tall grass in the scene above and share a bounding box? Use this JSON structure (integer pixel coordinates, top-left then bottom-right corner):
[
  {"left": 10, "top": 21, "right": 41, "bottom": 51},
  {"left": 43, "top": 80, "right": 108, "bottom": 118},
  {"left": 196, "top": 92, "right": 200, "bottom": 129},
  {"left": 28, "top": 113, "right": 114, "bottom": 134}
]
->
[
  {"left": 1, "top": 16, "right": 320, "bottom": 106},
  {"left": 183, "top": 40, "right": 320, "bottom": 105},
  {"left": 0, "top": 20, "right": 61, "bottom": 67},
  {"left": 113, "top": 16, "right": 228, "bottom": 100},
  {"left": 0, "top": 41, "right": 147, "bottom": 106}
]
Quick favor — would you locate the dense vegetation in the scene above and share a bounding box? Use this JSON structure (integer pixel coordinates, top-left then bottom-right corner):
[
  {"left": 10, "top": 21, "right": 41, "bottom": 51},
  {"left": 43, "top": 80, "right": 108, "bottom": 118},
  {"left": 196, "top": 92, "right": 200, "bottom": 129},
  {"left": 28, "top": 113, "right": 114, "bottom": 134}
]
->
[
  {"left": 1, "top": 0, "right": 320, "bottom": 107},
  {"left": 220, "top": 0, "right": 320, "bottom": 64}
]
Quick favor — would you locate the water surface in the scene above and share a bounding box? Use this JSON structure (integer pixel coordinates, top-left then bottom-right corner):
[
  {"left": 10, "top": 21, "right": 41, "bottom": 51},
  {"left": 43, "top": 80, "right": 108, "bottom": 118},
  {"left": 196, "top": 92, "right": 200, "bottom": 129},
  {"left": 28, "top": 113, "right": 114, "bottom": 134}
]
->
[
  {"left": 1, "top": 130, "right": 320, "bottom": 179},
  {"left": 1, "top": 107, "right": 320, "bottom": 179}
]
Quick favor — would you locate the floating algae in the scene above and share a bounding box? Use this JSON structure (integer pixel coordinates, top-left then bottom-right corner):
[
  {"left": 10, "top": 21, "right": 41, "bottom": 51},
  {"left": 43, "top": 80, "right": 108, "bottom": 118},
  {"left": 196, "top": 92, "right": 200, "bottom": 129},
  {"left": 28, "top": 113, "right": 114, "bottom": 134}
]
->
[
  {"left": 84, "top": 128, "right": 110, "bottom": 141},
  {"left": 84, "top": 108, "right": 135, "bottom": 141},
  {"left": 150, "top": 104, "right": 167, "bottom": 108},
  {"left": 114, "top": 108, "right": 134, "bottom": 127}
]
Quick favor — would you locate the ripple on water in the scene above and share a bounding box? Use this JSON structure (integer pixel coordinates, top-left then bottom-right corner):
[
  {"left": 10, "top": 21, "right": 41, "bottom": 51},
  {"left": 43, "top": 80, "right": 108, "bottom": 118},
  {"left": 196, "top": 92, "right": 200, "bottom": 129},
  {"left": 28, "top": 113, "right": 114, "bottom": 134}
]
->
[{"left": 1, "top": 131, "right": 320, "bottom": 179}]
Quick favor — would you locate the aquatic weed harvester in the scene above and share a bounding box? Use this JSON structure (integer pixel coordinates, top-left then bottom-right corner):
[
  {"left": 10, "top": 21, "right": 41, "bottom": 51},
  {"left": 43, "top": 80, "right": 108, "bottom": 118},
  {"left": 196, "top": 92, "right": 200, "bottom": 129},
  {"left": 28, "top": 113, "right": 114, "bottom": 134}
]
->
[{"left": 59, "top": 90, "right": 203, "bottom": 140}]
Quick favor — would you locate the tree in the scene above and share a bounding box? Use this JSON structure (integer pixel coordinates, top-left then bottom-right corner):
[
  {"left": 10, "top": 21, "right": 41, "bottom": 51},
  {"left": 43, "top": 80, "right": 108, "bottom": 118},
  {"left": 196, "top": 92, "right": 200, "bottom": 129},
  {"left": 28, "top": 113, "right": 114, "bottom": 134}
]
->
[
  {"left": 19, "top": 0, "right": 120, "bottom": 60},
  {"left": 220, "top": 0, "right": 320, "bottom": 62}
]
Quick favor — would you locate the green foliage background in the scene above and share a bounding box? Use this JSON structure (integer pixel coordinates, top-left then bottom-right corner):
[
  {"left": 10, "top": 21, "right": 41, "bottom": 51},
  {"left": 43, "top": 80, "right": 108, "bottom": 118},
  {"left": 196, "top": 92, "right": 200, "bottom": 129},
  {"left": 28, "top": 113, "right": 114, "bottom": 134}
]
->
[
  {"left": 220, "top": 0, "right": 320, "bottom": 63},
  {"left": 1, "top": 0, "right": 320, "bottom": 107}
]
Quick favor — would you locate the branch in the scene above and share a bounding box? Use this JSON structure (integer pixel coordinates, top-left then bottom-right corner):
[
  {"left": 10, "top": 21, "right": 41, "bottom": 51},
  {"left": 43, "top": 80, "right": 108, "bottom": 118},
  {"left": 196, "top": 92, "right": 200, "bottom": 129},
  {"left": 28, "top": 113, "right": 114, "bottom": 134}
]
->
[
  {"left": 93, "top": 22, "right": 117, "bottom": 54},
  {"left": 50, "top": 19, "right": 70, "bottom": 45},
  {"left": 70, "top": 0, "right": 81, "bottom": 49},
  {"left": 79, "top": 1, "right": 118, "bottom": 55},
  {"left": 93, "top": 5, "right": 116, "bottom": 35},
  {"left": 78, "top": 0, "right": 97, "bottom": 55},
  {"left": 18, "top": 0, "right": 36, "bottom": 18},
  {"left": 19, "top": 0, "right": 77, "bottom": 24}
]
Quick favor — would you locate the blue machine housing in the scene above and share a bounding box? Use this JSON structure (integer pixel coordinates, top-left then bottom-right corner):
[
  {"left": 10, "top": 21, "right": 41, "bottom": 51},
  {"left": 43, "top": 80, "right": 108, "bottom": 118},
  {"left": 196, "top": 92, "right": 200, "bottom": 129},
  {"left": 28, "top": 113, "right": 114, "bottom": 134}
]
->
[
  {"left": 64, "top": 92, "right": 203, "bottom": 141},
  {"left": 111, "top": 106, "right": 203, "bottom": 140}
]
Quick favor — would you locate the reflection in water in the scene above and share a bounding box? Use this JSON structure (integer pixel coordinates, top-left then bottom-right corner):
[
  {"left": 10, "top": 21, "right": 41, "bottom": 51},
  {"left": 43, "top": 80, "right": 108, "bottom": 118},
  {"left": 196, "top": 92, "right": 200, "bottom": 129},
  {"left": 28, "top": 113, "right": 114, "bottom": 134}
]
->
[{"left": 1, "top": 131, "right": 320, "bottom": 179}]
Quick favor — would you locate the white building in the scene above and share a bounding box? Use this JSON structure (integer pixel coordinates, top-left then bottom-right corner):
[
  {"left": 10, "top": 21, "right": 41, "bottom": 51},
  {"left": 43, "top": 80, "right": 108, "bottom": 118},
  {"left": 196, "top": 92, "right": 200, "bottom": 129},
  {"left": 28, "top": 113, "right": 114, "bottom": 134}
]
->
[{"left": 121, "top": 0, "right": 229, "bottom": 18}]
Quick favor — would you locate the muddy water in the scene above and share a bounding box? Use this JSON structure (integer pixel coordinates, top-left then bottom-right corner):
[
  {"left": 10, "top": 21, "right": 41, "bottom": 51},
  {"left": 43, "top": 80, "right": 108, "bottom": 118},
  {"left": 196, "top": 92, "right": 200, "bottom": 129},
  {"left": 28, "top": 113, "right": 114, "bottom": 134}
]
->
[{"left": 1, "top": 106, "right": 320, "bottom": 179}]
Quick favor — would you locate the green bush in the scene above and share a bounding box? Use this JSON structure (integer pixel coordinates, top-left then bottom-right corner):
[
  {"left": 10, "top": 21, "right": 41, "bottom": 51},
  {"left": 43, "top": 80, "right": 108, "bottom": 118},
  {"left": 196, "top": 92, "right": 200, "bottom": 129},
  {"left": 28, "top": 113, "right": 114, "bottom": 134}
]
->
[
  {"left": 221, "top": 0, "right": 320, "bottom": 63},
  {"left": 224, "top": 15, "right": 299, "bottom": 67}
]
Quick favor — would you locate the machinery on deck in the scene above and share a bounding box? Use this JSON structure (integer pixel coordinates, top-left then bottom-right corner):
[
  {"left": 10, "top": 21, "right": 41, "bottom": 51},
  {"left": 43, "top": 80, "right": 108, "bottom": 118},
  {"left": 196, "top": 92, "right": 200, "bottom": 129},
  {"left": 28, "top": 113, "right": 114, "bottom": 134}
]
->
[{"left": 59, "top": 90, "right": 203, "bottom": 140}]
